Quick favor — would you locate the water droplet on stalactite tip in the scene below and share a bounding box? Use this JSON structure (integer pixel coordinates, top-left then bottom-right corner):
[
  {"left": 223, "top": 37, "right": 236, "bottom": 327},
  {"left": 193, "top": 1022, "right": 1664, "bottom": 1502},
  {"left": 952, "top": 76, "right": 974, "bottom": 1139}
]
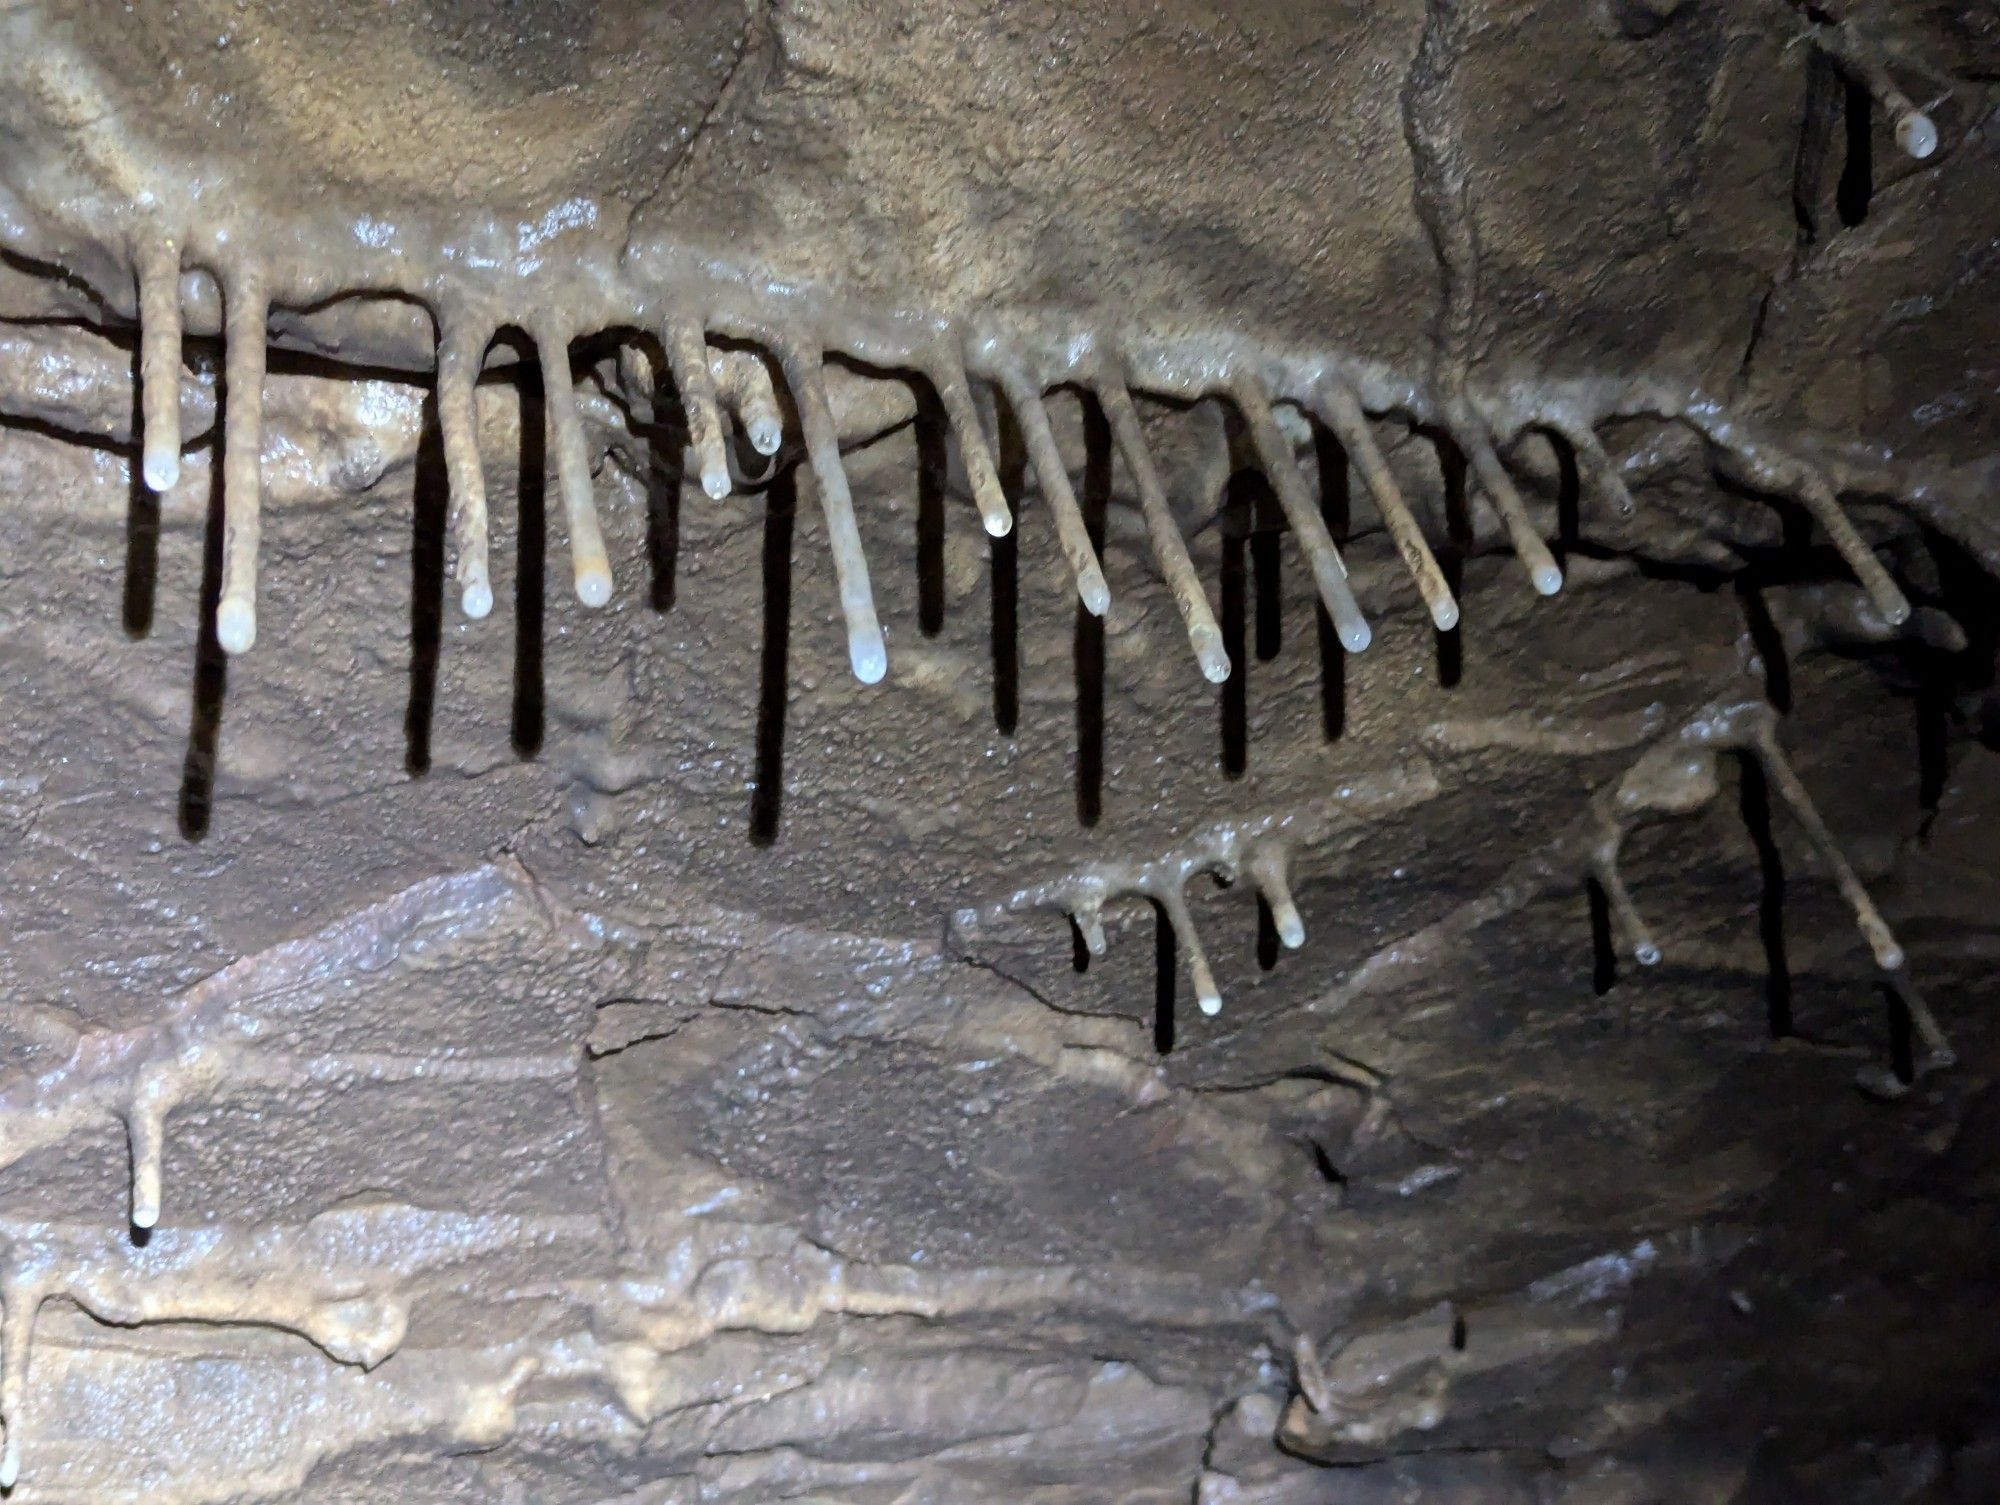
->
[
  {"left": 143, "top": 449, "right": 180, "bottom": 494},
  {"left": 1898, "top": 112, "right": 1938, "bottom": 160},
  {"left": 462, "top": 576, "right": 494, "bottom": 620},
  {"left": 217, "top": 597, "right": 256, "bottom": 655},
  {"left": 576, "top": 564, "right": 613, "bottom": 609},
  {"left": 851, "top": 631, "right": 888, "bottom": 685}
]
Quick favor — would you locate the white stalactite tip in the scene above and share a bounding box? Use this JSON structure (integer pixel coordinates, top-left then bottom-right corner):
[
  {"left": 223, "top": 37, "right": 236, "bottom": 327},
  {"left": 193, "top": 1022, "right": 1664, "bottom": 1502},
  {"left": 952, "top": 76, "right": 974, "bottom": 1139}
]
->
[
  {"left": 143, "top": 448, "right": 181, "bottom": 495},
  {"left": 850, "top": 627, "right": 889, "bottom": 685},
  {"left": 576, "top": 564, "right": 613, "bottom": 609},
  {"left": 1532, "top": 561, "right": 1564, "bottom": 596},
  {"left": 1, "top": 1437, "right": 17, "bottom": 1491},
  {"left": 1635, "top": 940, "right": 1662, "bottom": 967},
  {"left": 1076, "top": 909, "right": 1108, "bottom": 957},
  {"left": 1079, "top": 568, "right": 1111, "bottom": 618},
  {"left": 1338, "top": 616, "right": 1373, "bottom": 653},
  {"left": 1273, "top": 898, "right": 1306, "bottom": 950},
  {"left": 461, "top": 571, "right": 494, "bottom": 621},
  {"left": 217, "top": 595, "right": 256, "bottom": 655},
  {"left": 1193, "top": 625, "right": 1233, "bottom": 684},
  {"left": 1897, "top": 112, "right": 1938, "bottom": 160},
  {"left": 747, "top": 407, "right": 784, "bottom": 457},
  {"left": 701, "top": 464, "right": 732, "bottom": 501},
  {"left": 1197, "top": 985, "right": 1223, "bottom": 1018},
  {"left": 1431, "top": 597, "right": 1461, "bottom": 631}
]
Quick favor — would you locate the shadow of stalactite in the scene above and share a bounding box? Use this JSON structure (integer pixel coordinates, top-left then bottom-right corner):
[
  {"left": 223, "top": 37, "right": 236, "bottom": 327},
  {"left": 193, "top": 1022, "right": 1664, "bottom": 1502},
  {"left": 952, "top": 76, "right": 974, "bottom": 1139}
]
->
[
  {"left": 749, "top": 465, "right": 797, "bottom": 848},
  {"left": 511, "top": 367, "right": 547, "bottom": 760},
  {"left": 1075, "top": 397, "right": 1111, "bottom": 828},
  {"left": 990, "top": 393, "right": 1024, "bottom": 737},
  {"left": 1315, "top": 423, "right": 1351, "bottom": 741},
  {"left": 177, "top": 440, "right": 228, "bottom": 841},
  {"left": 405, "top": 392, "right": 447, "bottom": 777}
]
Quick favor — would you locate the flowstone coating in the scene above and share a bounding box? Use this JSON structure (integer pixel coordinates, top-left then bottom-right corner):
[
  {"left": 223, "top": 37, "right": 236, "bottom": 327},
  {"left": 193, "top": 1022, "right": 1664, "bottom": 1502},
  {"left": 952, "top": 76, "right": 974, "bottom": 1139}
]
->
[{"left": 0, "top": 0, "right": 1996, "bottom": 1499}]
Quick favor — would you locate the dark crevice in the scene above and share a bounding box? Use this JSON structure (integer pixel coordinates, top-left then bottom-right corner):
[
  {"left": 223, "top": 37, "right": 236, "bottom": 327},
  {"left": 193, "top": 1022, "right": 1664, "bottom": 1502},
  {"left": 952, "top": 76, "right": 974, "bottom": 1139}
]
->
[
  {"left": 749, "top": 466, "right": 797, "bottom": 848},
  {"left": 404, "top": 392, "right": 447, "bottom": 777}
]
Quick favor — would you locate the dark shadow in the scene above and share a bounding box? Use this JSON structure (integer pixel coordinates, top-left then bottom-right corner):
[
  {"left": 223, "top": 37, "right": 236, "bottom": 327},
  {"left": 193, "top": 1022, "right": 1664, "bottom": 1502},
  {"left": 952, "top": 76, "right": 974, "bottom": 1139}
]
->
[
  {"left": 1916, "top": 662, "right": 1950, "bottom": 827},
  {"left": 1791, "top": 48, "right": 1842, "bottom": 249},
  {"left": 1069, "top": 914, "right": 1091, "bottom": 973},
  {"left": 990, "top": 394, "right": 1024, "bottom": 736},
  {"left": 1256, "top": 894, "right": 1280, "bottom": 972},
  {"left": 916, "top": 383, "right": 948, "bottom": 638},
  {"left": 1426, "top": 427, "right": 1470, "bottom": 689},
  {"left": 1076, "top": 397, "right": 1111, "bottom": 827},
  {"left": 1586, "top": 875, "right": 1617, "bottom": 996},
  {"left": 749, "top": 466, "right": 797, "bottom": 848},
  {"left": 122, "top": 354, "right": 160, "bottom": 637},
  {"left": 511, "top": 367, "right": 548, "bottom": 759},
  {"left": 1315, "top": 426, "right": 1351, "bottom": 742},
  {"left": 1837, "top": 73, "right": 1874, "bottom": 229},
  {"left": 1152, "top": 898, "right": 1177, "bottom": 1055},
  {"left": 1738, "top": 755, "right": 1793, "bottom": 1039},
  {"left": 1737, "top": 581, "right": 1794, "bottom": 714},
  {"left": 1884, "top": 979, "right": 1915, "bottom": 1086},
  {"left": 128, "top": 1222, "right": 152, "bottom": 1250},
  {"left": 1252, "top": 488, "right": 1284, "bottom": 662},
  {"left": 1553, "top": 431, "right": 1583, "bottom": 566},
  {"left": 1219, "top": 472, "right": 1253, "bottom": 778},
  {"left": 645, "top": 409, "right": 684, "bottom": 614},
  {"left": 177, "top": 440, "right": 228, "bottom": 841},
  {"left": 404, "top": 394, "right": 447, "bottom": 777}
]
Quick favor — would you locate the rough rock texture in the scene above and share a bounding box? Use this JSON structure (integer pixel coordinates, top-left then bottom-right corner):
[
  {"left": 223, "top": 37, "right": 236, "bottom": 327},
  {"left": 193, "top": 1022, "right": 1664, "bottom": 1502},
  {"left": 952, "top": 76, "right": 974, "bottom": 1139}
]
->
[{"left": 0, "top": 1, "right": 1996, "bottom": 1501}]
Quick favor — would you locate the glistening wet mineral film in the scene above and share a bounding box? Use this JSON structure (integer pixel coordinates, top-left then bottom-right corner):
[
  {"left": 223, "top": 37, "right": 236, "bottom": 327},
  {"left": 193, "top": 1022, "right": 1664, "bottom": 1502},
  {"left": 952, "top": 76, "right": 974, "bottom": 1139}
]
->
[{"left": 0, "top": 1, "right": 1994, "bottom": 1499}]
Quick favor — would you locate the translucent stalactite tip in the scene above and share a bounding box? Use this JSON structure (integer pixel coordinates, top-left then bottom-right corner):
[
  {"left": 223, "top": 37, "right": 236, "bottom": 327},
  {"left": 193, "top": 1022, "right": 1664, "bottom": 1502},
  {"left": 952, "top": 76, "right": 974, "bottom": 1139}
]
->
[
  {"left": 1338, "top": 617, "right": 1373, "bottom": 654},
  {"left": 851, "top": 630, "right": 888, "bottom": 685},
  {"left": 217, "top": 597, "right": 256, "bottom": 655},
  {"left": 1533, "top": 562, "right": 1564, "bottom": 597},
  {"left": 1431, "top": 597, "right": 1461, "bottom": 632},
  {"left": 749, "top": 416, "right": 784, "bottom": 456},
  {"left": 1080, "top": 568, "right": 1111, "bottom": 618},
  {"left": 1274, "top": 900, "right": 1306, "bottom": 950},
  {"left": 576, "top": 566, "right": 613, "bottom": 609},
  {"left": 701, "top": 463, "right": 732, "bottom": 501},
  {"left": 1635, "top": 941, "right": 1662, "bottom": 967},
  {"left": 1897, "top": 113, "right": 1938, "bottom": 160},
  {"left": 1195, "top": 628, "right": 1232, "bottom": 684},
  {"left": 1, "top": 1440, "right": 17, "bottom": 1491},
  {"left": 1197, "top": 988, "right": 1223, "bottom": 1017},
  {"left": 461, "top": 576, "right": 494, "bottom": 620},
  {"left": 143, "top": 447, "right": 180, "bottom": 494}
]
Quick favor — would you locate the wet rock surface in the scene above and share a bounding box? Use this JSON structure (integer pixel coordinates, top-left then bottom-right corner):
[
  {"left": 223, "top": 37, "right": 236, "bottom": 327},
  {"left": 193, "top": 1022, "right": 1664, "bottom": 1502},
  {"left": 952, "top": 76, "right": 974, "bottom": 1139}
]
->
[{"left": 0, "top": 0, "right": 1994, "bottom": 1501}]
